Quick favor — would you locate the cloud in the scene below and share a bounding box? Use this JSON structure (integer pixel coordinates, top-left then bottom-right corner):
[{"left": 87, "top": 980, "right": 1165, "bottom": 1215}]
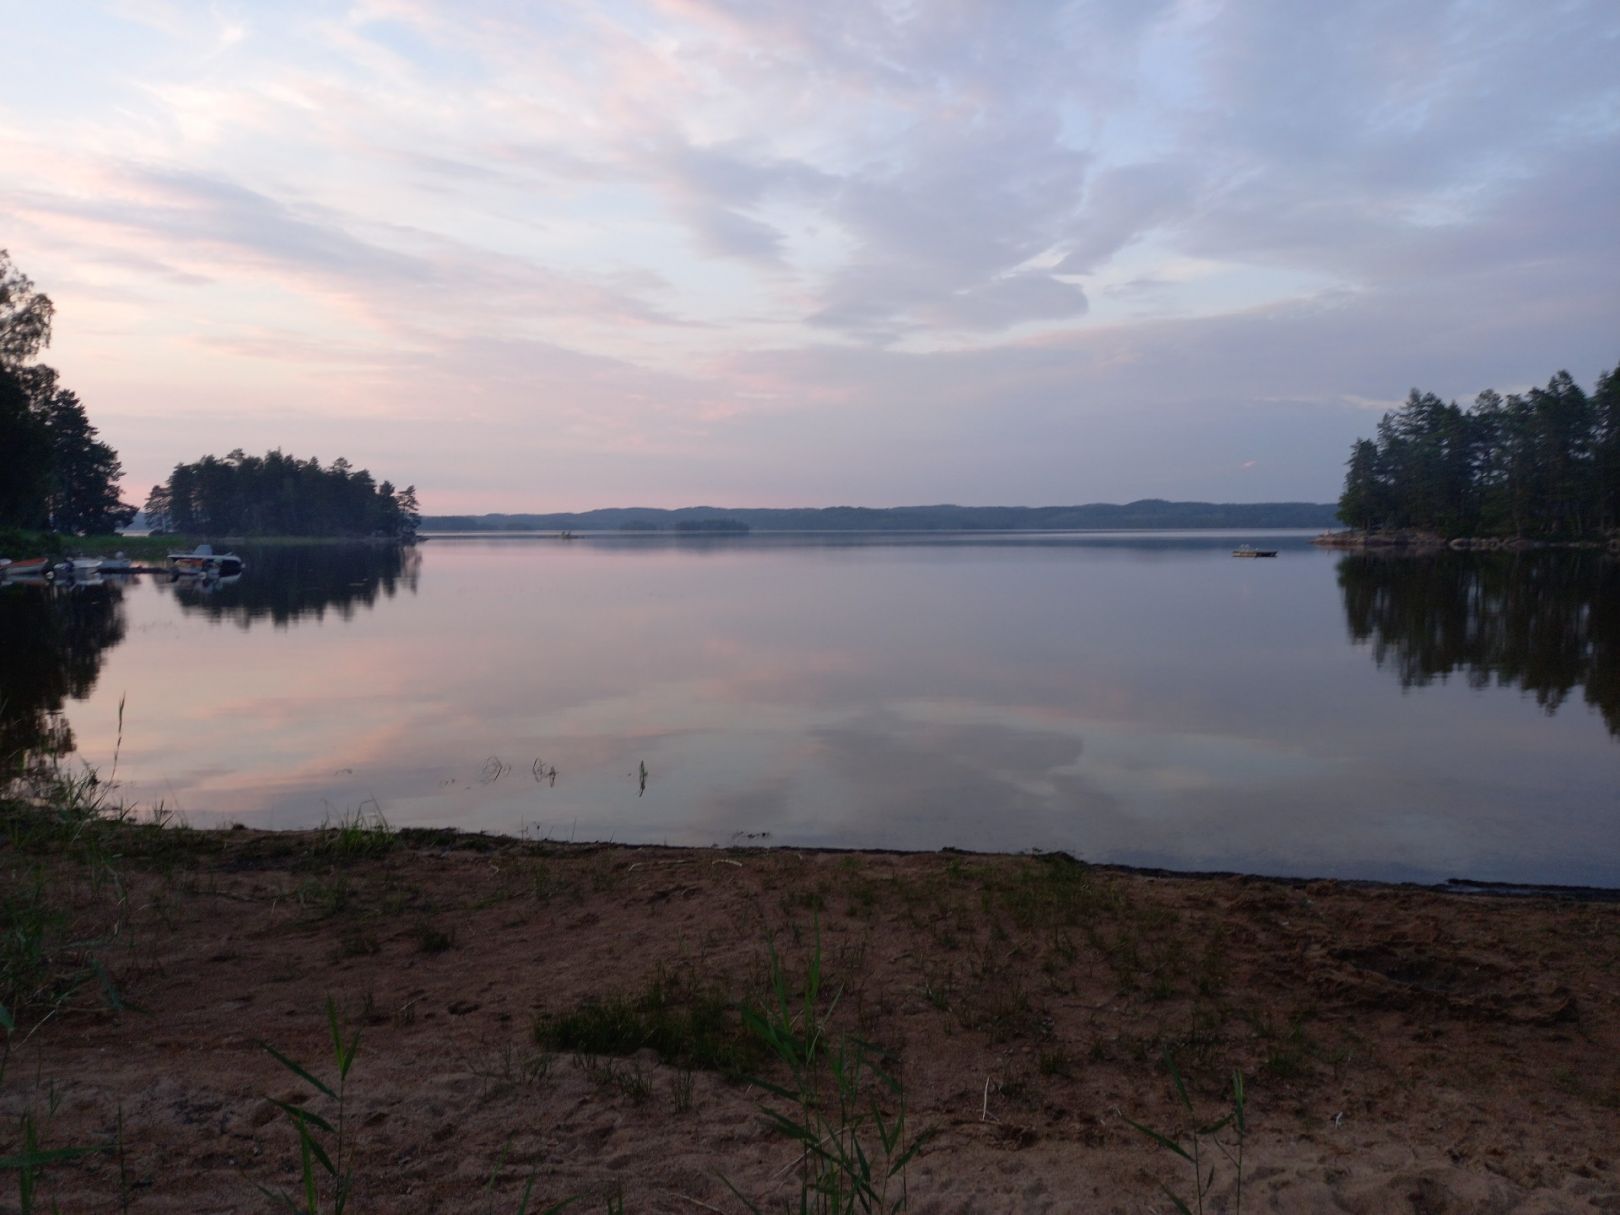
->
[{"left": 2, "top": 0, "right": 1615, "bottom": 509}]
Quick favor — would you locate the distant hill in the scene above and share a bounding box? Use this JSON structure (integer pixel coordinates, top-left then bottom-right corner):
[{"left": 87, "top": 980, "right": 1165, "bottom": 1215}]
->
[{"left": 421, "top": 500, "right": 1339, "bottom": 532}]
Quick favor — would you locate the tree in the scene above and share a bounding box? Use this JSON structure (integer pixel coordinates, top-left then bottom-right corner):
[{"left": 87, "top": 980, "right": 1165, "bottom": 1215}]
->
[
  {"left": 1337, "top": 439, "right": 1383, "bottom": 531},
  {"left": 394, "top": 485, "right": 421, "bottom": 541},
  {"left": 0, "top": 249, "right": 54, "bottom": 368},
  {"left": 39, "top": 384, "right": 138, "bottom": 533},
  {"left": 1593, "top": 363, "right": 1620, "bottom": 533},
  {"left": 0, "top": 365, "right": 52, "bottom": 528},
  {"left": 0, "top": 253, "right": 134, "bottom": 535},
  {"left": 142, "top": 484, "right": 173, "bottom": 533}
]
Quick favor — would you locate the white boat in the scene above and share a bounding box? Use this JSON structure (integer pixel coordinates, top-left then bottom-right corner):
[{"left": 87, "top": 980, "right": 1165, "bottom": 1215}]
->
[
  {"left": 99, "top": 551, "right": 132, "bottom": 573},
  {"left": 1232, "top": 545, "right": 1278, "bottom": 558},
  {"left": 167, "top": 543, "right": 246, "bottom": 578}
]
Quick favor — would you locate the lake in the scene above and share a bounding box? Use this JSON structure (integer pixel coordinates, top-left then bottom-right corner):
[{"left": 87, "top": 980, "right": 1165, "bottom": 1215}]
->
[{"left": 4, "top": 532, "right": 1616, "bottom": 886}]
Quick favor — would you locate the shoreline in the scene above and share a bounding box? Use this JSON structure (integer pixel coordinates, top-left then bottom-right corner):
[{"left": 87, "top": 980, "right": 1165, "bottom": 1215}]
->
[
  {"left": 4, "top": 814, "right": 1617, "bottom": 1211},
  {"left": 380, "top": 827, "right": 1620, "bottom": 902}
]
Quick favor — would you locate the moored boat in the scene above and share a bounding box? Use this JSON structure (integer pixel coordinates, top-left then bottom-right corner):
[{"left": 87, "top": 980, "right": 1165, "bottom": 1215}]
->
[
  {"left": 167, "top": 543, "right": 247, "bottom": 578},
  {"left": 2, "top": 556, "right": 51, "bottom": 578},
  {"left": 1232, "top": 545, "right": 1278, "bottom": 558}
]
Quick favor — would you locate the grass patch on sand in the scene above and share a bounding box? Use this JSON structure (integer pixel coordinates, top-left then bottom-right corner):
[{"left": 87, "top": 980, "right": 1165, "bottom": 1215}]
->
[{"left": 535, "top": 965, "right": 764, "bottom": 1079}]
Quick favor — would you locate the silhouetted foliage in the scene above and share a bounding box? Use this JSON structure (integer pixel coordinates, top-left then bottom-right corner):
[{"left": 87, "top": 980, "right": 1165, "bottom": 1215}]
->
[
  {"left": 0, "top": 251, "right": 136, "bottom": 534},
  {"left": 0, "top": 249, "right": 53, "bottom": 367},
  {"left": 150, "top": 450, "right": 419, "bottom": 539},
  {"left": 1338, "top": 363, "right": 1620, "bottom": 538},
  {"left": 1338, "top": 552, "right": 1620, "bottom": 738},
  {"left": 0, "top": 366, "right": 53, "bottom": 530}
]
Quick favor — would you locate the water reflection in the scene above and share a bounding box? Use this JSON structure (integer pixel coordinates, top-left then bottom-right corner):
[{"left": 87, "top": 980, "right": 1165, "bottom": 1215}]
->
[
  {"left": 0, "top": 580, "right": 127, "bottom": 765},
  {"left": 168, "top": 543, "right": 421, "bottom": 627},
  {"left": 1338, "top": 552, "right": 1620, "bottom": 737},
  {"left": 12, "top": 537, "right": 1619, "bottom": 885},
  {"left": 1, "top": 544, "right": 420, "bottom": 768}
]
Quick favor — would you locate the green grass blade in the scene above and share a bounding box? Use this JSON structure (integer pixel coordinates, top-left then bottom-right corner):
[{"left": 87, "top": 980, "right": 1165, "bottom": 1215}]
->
[
  {"left": 887, "top": 1127, "right": 937, "bottom": 1175},
  {"left": 326, "top": 996, "right": 343, "bottom": 1062},
  {"left": 1122, "top": 1115, "right": 1193, "bottom": 1162},
  {"left": 340, "top": 1027, "right": 361, "bottom": 1080},
  {"left": 304, "top": 1131, "right": 337, "bottom": 1180},
  {"left": 716, "top": 1172, "right": 764, "bottom": 1215},
  {"left": 260, "top": 1041, "right": 337, "bottom": 1100},
  {"left": 299, "top": 1126, "right": 318, "bottom": 1214},
  {"left": 1165, "top": 1051, "right": 1191, "bottom": 1113},
  {"left": 270, "top": 1098, "right": 336, "bottom": 1135},
  {"left": 255, "top": 1182, "right": 304, "bottom": 1213}
]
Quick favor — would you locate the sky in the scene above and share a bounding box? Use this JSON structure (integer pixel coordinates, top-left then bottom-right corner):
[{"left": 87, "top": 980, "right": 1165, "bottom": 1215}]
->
[{"left": 3, "top": 0, "right": 1618, "bottom": 514}]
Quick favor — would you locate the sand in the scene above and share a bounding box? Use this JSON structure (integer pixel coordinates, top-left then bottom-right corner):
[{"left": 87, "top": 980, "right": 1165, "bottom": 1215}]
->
[{"left": 3, "top": 828, "right": 1618, "bottom": 1213}]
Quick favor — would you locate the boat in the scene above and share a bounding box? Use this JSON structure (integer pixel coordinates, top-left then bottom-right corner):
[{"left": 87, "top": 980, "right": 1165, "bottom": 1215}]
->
[
  {"left": 2, "top": 556, "right": 51, "bottom": 578},
  {"left": 167, "top": 543, "right": 246, "bottom": 577},
  {"left": 99, "top": 551, "right": 132, "bottom": 573},
  {"left": 1232, "top": 545, "right": 1278, "bottom": 558}
]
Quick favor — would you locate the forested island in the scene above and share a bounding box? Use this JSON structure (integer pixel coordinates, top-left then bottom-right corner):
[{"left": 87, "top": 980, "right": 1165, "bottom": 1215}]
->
[
  {"left": 423, "top": 499, "right": 1340, "bottom": 533},
  {"left": 1334, "top": 363, "right": 1619, "bottom": 542},
  {"left": 142, "top": 453, "right": 420, "bottom": 541}
]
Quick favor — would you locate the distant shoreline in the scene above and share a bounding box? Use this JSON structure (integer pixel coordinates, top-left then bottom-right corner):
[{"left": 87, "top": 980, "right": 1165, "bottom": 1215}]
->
[{"left": 422, "top": 498, "right": 1341, "bottom": 534}]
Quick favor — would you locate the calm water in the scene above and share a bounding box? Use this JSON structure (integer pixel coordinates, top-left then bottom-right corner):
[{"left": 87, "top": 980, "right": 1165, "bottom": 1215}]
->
[{"left": 4, "top": 533, "right": 1617, "bottom": 886}]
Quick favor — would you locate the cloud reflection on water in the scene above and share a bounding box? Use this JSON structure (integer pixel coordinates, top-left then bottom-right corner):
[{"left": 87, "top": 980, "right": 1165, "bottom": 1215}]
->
[{"left": 25, "top": 535, "right": 1620, "bottom": 886}]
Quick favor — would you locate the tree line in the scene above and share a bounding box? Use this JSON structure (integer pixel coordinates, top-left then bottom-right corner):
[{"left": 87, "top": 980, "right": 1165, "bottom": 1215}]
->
[
  {"left": 1338, "top": 364, "right": 1620, "bottom": 538},
  {"left": 144, "top": 452, "right": 420, "bottom": 540},
  {"left": 0, "top": 252, "right": 136, "bottom": 534}
]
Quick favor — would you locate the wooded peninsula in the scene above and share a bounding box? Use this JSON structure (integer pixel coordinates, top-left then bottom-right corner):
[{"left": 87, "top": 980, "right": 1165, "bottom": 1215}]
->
[{"left": 1336, "top": 364, "right": 1620, "bottom": 540}]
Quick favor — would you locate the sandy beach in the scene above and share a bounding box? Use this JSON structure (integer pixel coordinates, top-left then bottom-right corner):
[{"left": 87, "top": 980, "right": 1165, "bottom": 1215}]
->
[{"left": 4, "top": 826, "right": 1618, "bottom": 1213}]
